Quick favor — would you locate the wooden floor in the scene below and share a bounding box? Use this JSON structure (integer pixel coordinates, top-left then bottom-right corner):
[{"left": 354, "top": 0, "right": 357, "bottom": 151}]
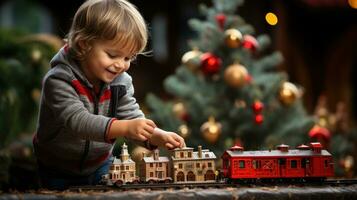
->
[{"left": 1, "top": 184, "right": 357, "bottom": 200}]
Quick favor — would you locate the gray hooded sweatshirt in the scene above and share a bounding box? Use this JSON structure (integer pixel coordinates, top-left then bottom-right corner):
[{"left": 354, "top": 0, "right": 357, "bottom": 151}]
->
[{"left": 33, "top": 46, "right": 147, "bottom": 176}]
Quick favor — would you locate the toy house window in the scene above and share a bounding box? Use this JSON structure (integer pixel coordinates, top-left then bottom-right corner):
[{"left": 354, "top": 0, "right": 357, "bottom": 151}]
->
[
  {"left": 205, "top": 154, "right": 209, "bottom": 158},
  {"left": 196, "top": 163, "right": 200, "bottom": 168},
  {"left": 150, "top": 163, "right": 153, "bottom": 167},
  {"left": 126, "top": 166, "right": 129, "bottom": 170},
  {"left": 188, "top": 152, "right": 192, "bottom": 158},
  {"left": 180, "top": 152, "right": 184, "bottom": 158},
  {"left": 239, "top": 160, "right": 245, "bottom": 168},
  {"left": 324, "top": 160, "right": 328, "bottom": 168},
  {"left": 130, "top": 172, "right": 134, "bottom": 177},
  {"left": 150, "top": 172, "right": 153, "bottom": 177},
  {"left": 159, "top": 163, "right": 162, "bottom": 167},
  {"left": 179, "top": 163, "right": 183, "bottom": 169},
  {"left": 110, "top": 166, "right": 114, "bottom": 170},
  {"left": 115, "top": 166, "right": 119, "bottom": 170},
  {"left": 291, "top": 160, "right": 297, "bottom": 168},
  {"left": 208, "top": 162, "right": 212, "bottom": 168}
]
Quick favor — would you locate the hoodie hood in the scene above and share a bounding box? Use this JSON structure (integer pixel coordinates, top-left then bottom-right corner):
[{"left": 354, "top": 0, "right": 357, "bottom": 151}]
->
[
  {"left": 49, "top": 45, "right": 130, "bottom": 89},
  {"left": 50, "top": 46, "right": 95, "bottom": 88}
]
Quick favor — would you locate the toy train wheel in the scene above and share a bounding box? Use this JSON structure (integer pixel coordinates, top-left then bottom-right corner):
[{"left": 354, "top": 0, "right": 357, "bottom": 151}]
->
[
  {"left": 115, "top": 180, "right": 123, "bottom": 187},
  {"left": 132, "top": 180, "right": 139, "bottom": 184},
  {"left": 164, "top": 179, "right": 171, "bottom": 184}
]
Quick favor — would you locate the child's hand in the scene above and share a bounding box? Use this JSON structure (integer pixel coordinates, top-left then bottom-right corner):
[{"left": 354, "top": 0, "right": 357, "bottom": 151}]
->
[
  {"left": 149, "top": 128, "right": 186, "bottom": 150},
  {"left": 125, "top": 119, "right": 156, "bottom": 142}
]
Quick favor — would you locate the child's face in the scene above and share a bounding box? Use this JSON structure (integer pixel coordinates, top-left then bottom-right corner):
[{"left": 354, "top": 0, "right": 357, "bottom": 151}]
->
[{"left": 79, "top": 39, "right": 135, "bottom": 87}]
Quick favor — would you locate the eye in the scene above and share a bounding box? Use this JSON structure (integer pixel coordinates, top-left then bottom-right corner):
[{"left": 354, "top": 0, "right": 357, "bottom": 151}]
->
[{"left": 106, "top": 52, "right": 117, "bottom": 58}]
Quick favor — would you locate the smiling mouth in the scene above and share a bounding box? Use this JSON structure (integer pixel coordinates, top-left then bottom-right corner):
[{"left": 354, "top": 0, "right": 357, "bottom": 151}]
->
[{"left": 106, "top": 69, "right": 118, "bottom": 75}]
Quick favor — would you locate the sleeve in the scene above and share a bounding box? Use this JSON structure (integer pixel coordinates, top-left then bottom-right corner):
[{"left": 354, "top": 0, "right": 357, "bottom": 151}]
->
[
  {"left": 114, "top": 74, "right": 156, "bottom": 149},
  {"left": 115, "top": 75, "right": 145, "bottom": 120},
  {"left": 43, "top": 75, "right": 113, "bottom": 143}
]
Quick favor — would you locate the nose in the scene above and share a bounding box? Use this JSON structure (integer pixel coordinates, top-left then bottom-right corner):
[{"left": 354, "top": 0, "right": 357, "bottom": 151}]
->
[
  {"left": 118, "top": 57, "right": 130, "bottom": 66},
  {"left": 114, "top": 58, "right": 130, "bottom": 71}
]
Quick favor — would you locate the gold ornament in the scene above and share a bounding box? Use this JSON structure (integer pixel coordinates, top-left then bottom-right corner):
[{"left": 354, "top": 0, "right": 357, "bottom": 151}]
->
[
  {"left": 172, "top": 102, "right": 187, "bottom": 119},
  {"left": 130, "top": 146, "right": 152, "bottom": 163},
  {"left": 224, "top": 28, "right": 243, "bottom": 48},
  {"left": 178, "top": 124, "right": 191, "bottom": 138},
  {"left": 31, "top": 89, "right": 41, "bottom": 102},
  {"left": 279, "top": 82, "right": 300, "bottom": 105},
  {"left": 200, "top": 116, "right": 222, "bottom": 144},
  {"left": 31, "top": 48, "right": 42, "bottom": 62},
  {"left": 235, "top": 99, "right": 247, "bottom": 108},
  {"left": 224, "top": 64, "right": 248, "bottom": 88},
  {"left": 181, "top": 49, "right": 202, "bottom": 70}
]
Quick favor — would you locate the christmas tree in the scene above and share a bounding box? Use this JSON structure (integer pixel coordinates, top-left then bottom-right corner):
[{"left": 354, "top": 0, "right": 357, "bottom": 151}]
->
[
  {"left": 0, "top": 28, "right": 62, "bottom": 189},
  {"left": 145, "top": 0, "right": 314, "bottom": 156}
]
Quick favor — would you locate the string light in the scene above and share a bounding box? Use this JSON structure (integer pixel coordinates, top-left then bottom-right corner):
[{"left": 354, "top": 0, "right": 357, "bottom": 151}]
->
[{"left": 265, "top": 12, "right": 278, "bottom": 26}]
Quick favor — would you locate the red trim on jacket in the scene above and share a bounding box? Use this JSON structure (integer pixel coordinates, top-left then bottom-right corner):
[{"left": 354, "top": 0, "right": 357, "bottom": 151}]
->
[
  {"left": 99, "top": 89, "right": 111, "bottom": 103},
  {"left": 64, "top": 44, "right": 69, "bottom": 53},
  {"left": 105, "top": 118, "right": 117, "bottom": 144},
  {"left": 71, "top": 80, "right": 94, "bottom": 102}
]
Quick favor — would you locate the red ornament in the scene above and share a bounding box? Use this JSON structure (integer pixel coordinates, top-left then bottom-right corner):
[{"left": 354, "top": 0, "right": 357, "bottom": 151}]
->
[
  {"left": 308, "top": 125, "right": 331, "bottom": 141},
  {"left": 245, "top": 74, "right": 253, "bottom": 83},
  {"left": 308, "top": 125, "right": 331, "bottom": 149},
  {"left": 252, "top": 101, "right": 264, "bottom": 114},
  {"left": 215, "top": 13, "right": 226, "bottom": 30},
  {"left": 254, "top": 114, "right": 264, "bottom": 125},
  {"left": 242, "top": 35, "right": 259, "bottom": 53},
  {"left": 200, "top": 53, "right": 222, "bottom": 75}
]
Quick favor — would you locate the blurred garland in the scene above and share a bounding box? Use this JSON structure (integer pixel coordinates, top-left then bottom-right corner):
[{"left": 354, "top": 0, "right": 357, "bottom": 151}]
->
[{"left": 0, "top": 28, "right": 62, "bottom": 149}]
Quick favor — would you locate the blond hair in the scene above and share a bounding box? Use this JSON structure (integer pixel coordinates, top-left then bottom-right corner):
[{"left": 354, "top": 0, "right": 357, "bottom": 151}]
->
[{"left": 68, "top": 0, "right": 148, "bottom": 60}]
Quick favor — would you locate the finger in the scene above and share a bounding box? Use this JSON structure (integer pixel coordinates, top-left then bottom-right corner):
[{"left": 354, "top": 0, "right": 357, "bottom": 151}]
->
[
  {"left": 139, "top": 130, "right": 152, "bottom": 140},
  {"left": 173, "top": 134, "right": 185, "bottom": 148},
  {"left": 135, "top": 134, "right": 147, "bottom": 142},
  {"left": 146, "top": 119, "right": 157, "bottom": 128},
  {"left": 165, "top": 143, "right": 175, "bottom": 150},
  {"left": 144, "top": 124, "right": 155, "bottom": 134},
  {"left": 167, "top": 136, "right": 181, "bottom": 147}
]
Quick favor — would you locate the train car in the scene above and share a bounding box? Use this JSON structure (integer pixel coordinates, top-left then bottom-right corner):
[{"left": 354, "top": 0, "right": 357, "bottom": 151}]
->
[
  {"left": 221, "top": 142, "right": 334, "bottom": 182},
  {"left": 170, "top": 146, "right": 217, "bottom": 183},
  {"left": 140, "top": 149, "right": 172, "bottom": 183},
  {"left": 102, "top": 143, "right": 139, "bottom": 186}
]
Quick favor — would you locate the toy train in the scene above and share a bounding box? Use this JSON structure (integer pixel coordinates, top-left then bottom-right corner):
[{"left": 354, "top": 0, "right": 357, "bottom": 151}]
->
[{"left": 101, "top": 142, "right": 334, "bottom": 186}]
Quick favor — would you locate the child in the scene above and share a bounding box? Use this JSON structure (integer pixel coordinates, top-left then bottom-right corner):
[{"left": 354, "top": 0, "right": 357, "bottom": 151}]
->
[{"left": 33, "top": 0, "right": 185, "bottom": 190}]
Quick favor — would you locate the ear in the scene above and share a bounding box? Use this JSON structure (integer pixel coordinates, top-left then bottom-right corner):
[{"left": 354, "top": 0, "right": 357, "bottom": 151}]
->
[{"left": 78, "top": 40, "right": 88, "bottom": 50}]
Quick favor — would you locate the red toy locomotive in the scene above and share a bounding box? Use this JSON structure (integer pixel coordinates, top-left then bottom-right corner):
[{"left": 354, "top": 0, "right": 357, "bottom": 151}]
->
[{"left": 221, "top": 142, "right": 334, "bottom": 182}]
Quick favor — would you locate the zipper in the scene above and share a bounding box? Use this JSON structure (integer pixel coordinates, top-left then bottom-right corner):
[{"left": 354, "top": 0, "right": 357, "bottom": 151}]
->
[{"left": 79, "top": 88, "right": 101, "bottom": 172}]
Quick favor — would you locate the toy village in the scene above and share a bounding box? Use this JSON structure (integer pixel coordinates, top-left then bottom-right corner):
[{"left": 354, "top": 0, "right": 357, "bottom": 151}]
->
[
  {"left": 100, "top": 141, "right": 334, "bottom": 188},
  {"left": 1, "top": 0, "right": 357, "bottom": 199}
]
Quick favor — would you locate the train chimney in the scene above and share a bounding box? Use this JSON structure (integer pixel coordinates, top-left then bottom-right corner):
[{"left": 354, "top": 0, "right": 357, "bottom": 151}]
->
[
  {"left": 198, "top": 145, "right": 202, "bottom": 158},
  {"left": 276, "top": 144, "right": 289, "bottom": 152}
]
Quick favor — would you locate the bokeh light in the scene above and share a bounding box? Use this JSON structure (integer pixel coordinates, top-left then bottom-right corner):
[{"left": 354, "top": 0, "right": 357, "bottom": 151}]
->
[{"left": 265, "top": 12, "right": 278, "bottom": 26}]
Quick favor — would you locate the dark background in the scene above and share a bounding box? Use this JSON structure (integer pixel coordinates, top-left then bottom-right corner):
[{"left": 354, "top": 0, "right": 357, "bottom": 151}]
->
[{"left": 1, "top": 0, "right": 356, "bottom": 120}]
